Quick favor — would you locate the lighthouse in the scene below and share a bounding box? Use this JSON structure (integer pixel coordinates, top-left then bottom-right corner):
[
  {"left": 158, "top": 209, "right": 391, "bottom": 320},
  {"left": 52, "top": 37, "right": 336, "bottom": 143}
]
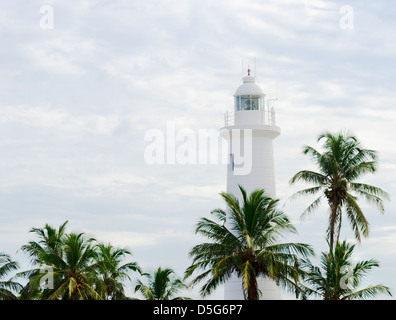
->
[{"left": 220, "top": 68, "right": 282, "bottom": 300}]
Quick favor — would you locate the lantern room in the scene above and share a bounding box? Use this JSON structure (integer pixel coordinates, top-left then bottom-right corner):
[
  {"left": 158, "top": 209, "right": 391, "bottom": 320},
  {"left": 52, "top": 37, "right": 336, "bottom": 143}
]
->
[{"left": 234, "top": 68, "right": 265, "bottom": 111}]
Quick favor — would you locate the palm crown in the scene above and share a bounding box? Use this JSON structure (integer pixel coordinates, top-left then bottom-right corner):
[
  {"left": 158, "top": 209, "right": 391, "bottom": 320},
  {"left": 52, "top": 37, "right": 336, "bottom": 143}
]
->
[
  {"left": 290, "top": 131, "right": 390, "bottom": 249},
  {"left": 300, "top": 240, "right": 392, "bottom": 300},
  {"left": 135, "top": 267, "right": 189, "bottom": 300},
  {"left": 185, "top": 185, "right": 314, "bottom": 300},
  {"left": 94, "top": 243, "right": 141, "bottom": 299},
  {"left": 0, "top": 252, "right": 22, "bottom": 300}
]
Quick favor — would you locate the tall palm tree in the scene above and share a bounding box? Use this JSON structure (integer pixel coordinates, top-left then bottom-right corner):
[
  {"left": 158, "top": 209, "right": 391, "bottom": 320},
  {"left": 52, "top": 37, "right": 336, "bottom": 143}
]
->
[
  {"left": 290, "top": 131, "right": 389, "bottom": 249},
  {"left": 300, "top": 240, "right": 392, "bottom": 300},
  {"left": 94, "top": 243, "right": 141, "bottom": 300},
  {"left": 135, "top": 267, "right": 190, "bottom": 300},
  {"left": 185, "top": 185, "right": 314, "bottom": 300},
  {"left": 0, "top": 252, "right": 22, "bottom": 300}
]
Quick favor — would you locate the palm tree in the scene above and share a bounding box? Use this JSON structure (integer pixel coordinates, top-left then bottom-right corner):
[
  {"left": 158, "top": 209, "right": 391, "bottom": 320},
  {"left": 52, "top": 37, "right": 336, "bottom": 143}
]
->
[
  {"left": 19, "top": 221, "right": 69, "bottom": 299},
  {"left": 185, "top": 185, "right": 314, "bottom": 300},
  {"left": 43, "top": 232, "right": 102, "bottom": 300},
  {"left": 300, "top": 240, "right": 392, "bottom": 300},
  {"left": 20, "top": 224, "right": 102, "bottom": 300},
  {"left": 289, "top": 131, "right": 390, "bottom": 249},
  {"left": 0, "top": 252, "right": 22, "bottom": 300},
  {"left": 94, "top": 243, "right": 141, "bottom": 300},
  {"left": 135, "top": 267, "right": 190, "bottom": 300}
]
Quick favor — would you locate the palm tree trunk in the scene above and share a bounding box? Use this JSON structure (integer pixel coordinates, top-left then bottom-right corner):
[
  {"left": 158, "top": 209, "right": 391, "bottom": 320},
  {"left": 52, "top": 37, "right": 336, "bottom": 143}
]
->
[
  {"left": 246, "top": 275, "right": 259, "bottom": 300},
  {"left": 336, "top": 210, "right": 342, "bottom": 245},
  {"left": 329, "top": 200, "right": 338, "bottom": 250}
]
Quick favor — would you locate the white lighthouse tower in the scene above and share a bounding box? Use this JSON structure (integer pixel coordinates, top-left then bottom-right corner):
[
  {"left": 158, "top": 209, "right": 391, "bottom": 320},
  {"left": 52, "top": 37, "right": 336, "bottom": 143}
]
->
[{"left": 220, "top": 68, "right": 282, "bottom": 300}]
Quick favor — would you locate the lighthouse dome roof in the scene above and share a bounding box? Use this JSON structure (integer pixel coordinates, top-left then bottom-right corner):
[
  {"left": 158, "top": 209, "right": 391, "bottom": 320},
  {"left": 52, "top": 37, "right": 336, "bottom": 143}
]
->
[{"left": 234, "top": 75, "right": 264, "bottom": 96}]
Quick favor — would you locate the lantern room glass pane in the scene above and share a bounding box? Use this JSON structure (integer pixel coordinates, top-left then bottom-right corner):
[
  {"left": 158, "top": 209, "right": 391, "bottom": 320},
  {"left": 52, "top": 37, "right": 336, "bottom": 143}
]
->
[{"left": 235, "top": 95, "right": 263, "bottom": 111}]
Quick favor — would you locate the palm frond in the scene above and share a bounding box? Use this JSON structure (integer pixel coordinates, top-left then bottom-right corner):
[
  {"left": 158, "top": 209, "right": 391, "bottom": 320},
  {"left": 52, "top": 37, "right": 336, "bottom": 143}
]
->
[
  {"left": 289, "top": 170, "right": 328, "bottom": 186},
  {"left": 343, "top": 284, "right": 392, "bottom": 300},
  {"left": 344, "top": 193, "right": 369, "bottom": 241},
  {"left": 300, "top": 195, "right": 324, "bottom": 221}
]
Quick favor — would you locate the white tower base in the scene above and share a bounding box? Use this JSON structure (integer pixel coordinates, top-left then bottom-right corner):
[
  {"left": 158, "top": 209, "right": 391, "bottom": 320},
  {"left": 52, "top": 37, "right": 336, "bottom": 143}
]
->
[{"left": 224, "top": 274, "right": 282, "bottom": 300}]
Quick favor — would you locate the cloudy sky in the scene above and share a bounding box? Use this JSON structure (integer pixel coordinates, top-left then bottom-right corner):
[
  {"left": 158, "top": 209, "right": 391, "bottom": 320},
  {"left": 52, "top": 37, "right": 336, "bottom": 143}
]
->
[{"left": 1, "top": 0, "right": 395, "bottom": 299}]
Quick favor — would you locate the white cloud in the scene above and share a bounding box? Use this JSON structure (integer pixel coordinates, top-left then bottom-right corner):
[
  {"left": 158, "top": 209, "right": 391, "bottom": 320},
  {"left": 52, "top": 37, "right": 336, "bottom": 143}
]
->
[
  {"left": 165, "top": 184, "right": 224, "bottom": 200},
  {"left": 20, "top": 35, "right": 99, "bottom": 75},
  {"left": 93, "top": 228, "right": 195, "bottom": 250},
  {"left": 0, "top": 105, "right": 120, "bottom": 134}
]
